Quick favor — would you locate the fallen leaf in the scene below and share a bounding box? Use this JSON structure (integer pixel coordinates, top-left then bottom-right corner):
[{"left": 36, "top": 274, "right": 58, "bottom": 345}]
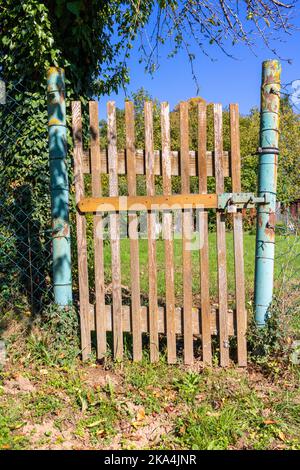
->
[
  {"left": 179, "top": 425, "right": 186, "bottom": 435},
  {"left": 131, "top": 421, "right": 140, "bottom": 429},
  {"left": 206, "top": 411, "right": 220, "bottom": 417},
  {"left": 164, "top": 405, "right": 175, "bottom": 413},
  {"left": 278, "top": 431, "right": 286, "bottom": 441},
  {"left": 86, "top": 420, "right": 104, "bottom": 428},
  {"left": 78, "top": 394, "right": 88, "bottom": 413},
  {"left": 136, "top": 408, "right": 145, "bottom": 422},
  {"left": 263, "top": 419, "right": 277, "bottom": 425},
  {"left": 9, "top": 422, "right": 26, "bottom": 430}
]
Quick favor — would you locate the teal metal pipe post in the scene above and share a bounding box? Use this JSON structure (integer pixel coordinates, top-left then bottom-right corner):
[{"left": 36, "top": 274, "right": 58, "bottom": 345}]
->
[
  {"left": 47, "top": 67, "right": 72, "bottom": 305},
  {"left": 254, "top": 60, "right": 281, "bottom": 325}
]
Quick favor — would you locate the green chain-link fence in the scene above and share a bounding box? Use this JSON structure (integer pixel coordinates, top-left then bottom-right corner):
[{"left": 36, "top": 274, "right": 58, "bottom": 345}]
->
[{"left": 0, "top": 80, "right": 53, "bottom": 317}]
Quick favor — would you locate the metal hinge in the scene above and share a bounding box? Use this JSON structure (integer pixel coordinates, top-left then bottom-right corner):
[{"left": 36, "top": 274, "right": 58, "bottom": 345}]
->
[{"left": 217, "top": 192, "right": 270, "bottom": 213}]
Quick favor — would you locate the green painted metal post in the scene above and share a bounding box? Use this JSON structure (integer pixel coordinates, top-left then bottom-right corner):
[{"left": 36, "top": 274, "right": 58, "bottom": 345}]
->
[
  {"left": 254, "top": 60, "right": 281, "bottom": 326},
  {"left": 47, "top": 67, "right": 72, "bottom": 305}
]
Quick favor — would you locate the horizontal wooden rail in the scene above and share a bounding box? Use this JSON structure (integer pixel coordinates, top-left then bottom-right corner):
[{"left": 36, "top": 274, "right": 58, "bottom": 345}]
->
[
  {"left": 89, "top": 304, "right": 235, "bottom": 336},
  {"left": 82, "top": 149, "right": 230, "bottom": 177},
  {"left": 78, "top": 194, "right": 218, "bottom": 213}
]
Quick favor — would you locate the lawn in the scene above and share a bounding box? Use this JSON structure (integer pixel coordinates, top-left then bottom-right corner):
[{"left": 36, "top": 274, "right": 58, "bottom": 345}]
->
[{"left": 100, "top": 233, "right": 300, "bottom": 302}]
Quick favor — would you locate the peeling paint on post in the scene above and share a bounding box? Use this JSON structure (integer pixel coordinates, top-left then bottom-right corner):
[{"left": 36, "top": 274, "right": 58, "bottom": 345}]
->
[
  {"left": 47, "top": 67, "right": 72, "bottom": 305},
  {"left": 254, "top": 60, "right": 281, "bottom": 326}
]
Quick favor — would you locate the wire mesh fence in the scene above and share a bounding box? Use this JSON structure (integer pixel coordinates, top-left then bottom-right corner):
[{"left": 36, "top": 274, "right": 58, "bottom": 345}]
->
[{"left": 0, "top": 80, "right": 53, "bottom": 317}]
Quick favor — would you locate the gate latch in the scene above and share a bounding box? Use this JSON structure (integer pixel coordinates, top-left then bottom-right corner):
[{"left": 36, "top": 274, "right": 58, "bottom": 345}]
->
[{"left": 217, "top": 192, "right": 270, "bottom": 213}]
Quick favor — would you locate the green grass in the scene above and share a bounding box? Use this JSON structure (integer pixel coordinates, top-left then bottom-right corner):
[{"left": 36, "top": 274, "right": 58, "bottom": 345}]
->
[
  {"left": 1, "top": 232, "right": 299, "bottom": 450},
  {"left": 1, "top": 345, "right": 300, "bottom": 450},
  {"left": 100, "top": 233, "right": 300, "bottom": 301}
]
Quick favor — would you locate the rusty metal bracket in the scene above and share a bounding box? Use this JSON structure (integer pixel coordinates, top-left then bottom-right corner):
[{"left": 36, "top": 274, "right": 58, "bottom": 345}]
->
[{"left": 218, "top": 192, "right": 270, "bottom": 212}]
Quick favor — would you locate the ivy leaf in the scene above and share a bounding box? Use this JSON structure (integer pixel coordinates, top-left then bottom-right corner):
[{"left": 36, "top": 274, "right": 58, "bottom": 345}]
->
[{"left": 67, "top": 1, "right": 82, "bottom": 17}]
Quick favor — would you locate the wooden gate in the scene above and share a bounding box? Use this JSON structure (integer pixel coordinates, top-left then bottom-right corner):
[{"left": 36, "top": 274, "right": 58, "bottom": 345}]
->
[{"left": 72, "top": 100, "right": 247, "bottom": 367}]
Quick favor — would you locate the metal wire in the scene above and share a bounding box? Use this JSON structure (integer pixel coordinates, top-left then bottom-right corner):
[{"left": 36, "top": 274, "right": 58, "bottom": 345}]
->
[{"left": 0, "top": 80, "right": 53, "bottom": 316}]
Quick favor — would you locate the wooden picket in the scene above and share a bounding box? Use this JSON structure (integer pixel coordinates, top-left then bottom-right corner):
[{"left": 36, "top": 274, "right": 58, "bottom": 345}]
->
[
  {"left": 161, "top": 102, "right": 176, "bottom": 364},
  {"left": 72, "top": 101, "right": 91, "bottom": 361},
  {"left": 230, "top": 104, "right": 247, "bottom": 366},
  {"left": 125, "top": 101, "right": 142, "bottom": 361},
  {"left": 89, "top": 101, "right": 106, "bottom": 359},
  {"left": 214, "top": 104, "right": 229, "bottom": 367},
  {"left": 145, "top": 101, "right": 159, "bottom": 362},
  {"left": 180, "top": 102, "right": 193, "bottom": 365},
  {"left": 107, "top": 101, "right": 123, "bottom": 359},
  {"left": 198, "top": 102, "right": 212, "bottom": 366},
  {"left": 72, "top": 99, "right": 248, "bottom": 367}
]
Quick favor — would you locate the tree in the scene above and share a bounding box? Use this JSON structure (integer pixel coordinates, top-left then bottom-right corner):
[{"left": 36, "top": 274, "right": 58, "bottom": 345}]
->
[
  {"left": 138, "top": 1, "right": 296, "bottom": 89},
  {"left": 0, "top": 0, "right": 297, "bottom": 313},
  {"left": 97, "top": 87, "right": 300, "bottom": 204},
  {"left": 0, "top": 0, "right": 153, "bottom": 95},
  {"left": 1, "top": 1, "right": 296, "bottom": 93}
]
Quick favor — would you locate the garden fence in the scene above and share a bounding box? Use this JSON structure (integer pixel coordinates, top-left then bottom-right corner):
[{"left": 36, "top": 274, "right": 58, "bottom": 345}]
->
[
  {"left": 0, "top": 80, "right": 53, "bottom": 317},
  {"left": 72, "top": 100, "right": 248, "bottom": 367}
]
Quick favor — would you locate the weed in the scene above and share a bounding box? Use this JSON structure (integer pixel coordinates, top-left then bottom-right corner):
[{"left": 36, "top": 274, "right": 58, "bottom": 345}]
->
[
  {"left": 173, "top": 372, "right": 202, "bottom": 404},
  {"left": 23, "top": 304, "right": 81, "bottom": 367},
  {"left": 26, "top": 392, "right": 63, "bottom": 419},
  {"left": 174, "top": 404, "right": 240, "bottom": 450},
  {"left": 0, "top": 400, "right": 28, "bottom": 450}
]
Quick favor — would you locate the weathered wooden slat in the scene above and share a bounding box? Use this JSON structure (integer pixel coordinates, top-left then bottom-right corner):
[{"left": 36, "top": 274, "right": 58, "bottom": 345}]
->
[
  {"left": 107, "top": 101, "right": 123, "bottom": 359},
  {"left": 198, "top": 102, "right": 212, "bottom": 366},
  {"left": 230, "top": 104, "right": 247, "bottom": 367},
  {"left": 145, "top": 101, "right": 159, "bottom": 362},
  {"left": 180, "top": 102, "right": 194, "bottom": 365},
  {"left": 72, "top": 101, "right": 91, "bottom": 360},
  {"left": 89, "top": 304, "right": 236, "bottom": 337},
  {"left": 78, "top": 194, "right": 218, "bottom": 213},
  {"left": 89, "top": 101, "right": 106, "bottom": 359},
  {"left": 125, "top": 101, "right": 142, "bottom": 361},
  {"left": 214, "top": 104, "right": 229, "bottom": 367},
  {"left": 82, "top": 149, "right": 230, "bottom": 176},
  {"left": 161, "top": 102, "right": 176, "bottom": 364}
]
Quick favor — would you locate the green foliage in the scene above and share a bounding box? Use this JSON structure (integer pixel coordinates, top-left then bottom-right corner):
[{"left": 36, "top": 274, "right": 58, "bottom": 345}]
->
[
  {"left": 0, "top": 400, "right": 29, "bottom": 450},
  {"left": 247, "top": 298, "right": 299, "bottom": 377},
  {"left": 98, "top": 89, "right": 300, "bottom": 206},
  {"left": 1, "top": 1, "right": 152, "bottom": 96},
  {"left": 26, "top": 304, "right": 80, "bottom": 366},
  {"left": 174, "top": 372, "right": 201, "bottom": 404},
  {"left": 175, "top": 405, "right": 240, "bottom": 450},
  {"left": 247, "top": 313, "right": 285, "bottom": 366},
  {"left": 26, "top": 392, "right": 63, "bottom": 419}
]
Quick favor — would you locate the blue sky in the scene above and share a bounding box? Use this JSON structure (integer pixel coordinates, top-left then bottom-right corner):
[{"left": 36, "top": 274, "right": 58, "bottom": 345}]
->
[{"left": 99, "top": 6, "right": 300, "bottom": 118}]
